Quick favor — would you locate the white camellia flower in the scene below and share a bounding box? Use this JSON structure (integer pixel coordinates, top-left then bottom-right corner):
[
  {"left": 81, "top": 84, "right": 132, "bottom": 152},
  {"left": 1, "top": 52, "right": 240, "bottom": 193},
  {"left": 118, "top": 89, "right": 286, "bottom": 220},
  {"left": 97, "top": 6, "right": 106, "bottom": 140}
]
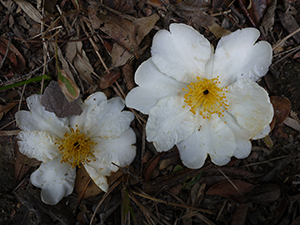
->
[
  {"left": 126, "top": 23, "right": 273, "bottom": 169},
  {"left": 16, "top": 92, "right": 136, "bottom": 205}
]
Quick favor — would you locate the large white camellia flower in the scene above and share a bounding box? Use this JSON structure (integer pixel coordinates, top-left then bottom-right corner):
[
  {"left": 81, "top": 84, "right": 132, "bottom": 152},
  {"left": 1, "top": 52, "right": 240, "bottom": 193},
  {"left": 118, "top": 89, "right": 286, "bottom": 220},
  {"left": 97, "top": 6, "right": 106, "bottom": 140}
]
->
[
  {"left": 16, "top": 92, "right": 136, "bottom": 205},
  {"left": 126, "top": 23, "right": 273, "bottom": 169}
]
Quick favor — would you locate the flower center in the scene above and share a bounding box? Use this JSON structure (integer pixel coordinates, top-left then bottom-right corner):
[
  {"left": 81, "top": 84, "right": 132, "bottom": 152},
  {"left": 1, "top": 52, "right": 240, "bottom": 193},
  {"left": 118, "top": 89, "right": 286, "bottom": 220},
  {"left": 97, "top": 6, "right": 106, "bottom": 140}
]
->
[
  {"left": 183, "top": 76, "right": 228, "bottom": 119},
  {"left": 56, "top": 125, "right": 96, "bottom": 168}
]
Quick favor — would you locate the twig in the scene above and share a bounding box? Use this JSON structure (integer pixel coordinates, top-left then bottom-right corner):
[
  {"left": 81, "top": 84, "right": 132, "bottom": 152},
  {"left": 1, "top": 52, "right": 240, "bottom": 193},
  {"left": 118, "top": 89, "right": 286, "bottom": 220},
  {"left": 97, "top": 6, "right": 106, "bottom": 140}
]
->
[
  {"left": 241, "top": 155, "right": 287, "bottom": 167},
  {"left": 0, "top": 130, "right": 20, "bottom": 136},
  {"left": 272, "top": 45, "right": 300, "bottom": 65},
  {"left": 217, "top": 167, "right": 243, "bottom": 195},
  {"left": 90, "top": 177, "right": 122, "bottom": 224},
  {"left": 128, "top": 189, "right": 163, "bottom": 225},
  {"left": 211, "top": 10, "right": 231, "bottom": 17},
  {"left": 237, "top": 0, "right": 256, "bottom": 27},
  {"left": 132, "top": 190, "right": 213, "bottom": 214},
  {"left": 272, "top": 27, "right": 300, "bottom": 51}
]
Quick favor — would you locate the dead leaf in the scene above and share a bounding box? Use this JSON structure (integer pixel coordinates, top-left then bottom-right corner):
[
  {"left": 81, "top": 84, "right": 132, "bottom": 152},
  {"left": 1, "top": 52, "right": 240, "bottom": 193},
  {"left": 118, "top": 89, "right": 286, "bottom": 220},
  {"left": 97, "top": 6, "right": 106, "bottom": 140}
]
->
[
  {"left": 206, "top": 180, "right": 255, "bottom": 197},
  {"left": 41, "top": 81, "right": 82, "bottom": 118},
  {"left": 208, "top": 21, "right": 231, "bottom": 39},
  {"left": 122, "top": 63, "right": 135, "bottom": 90},
  {"left": 144, "top": 153, "right": 163, "bottom": 182},
  {"left": 212, "top": 0, "right": 235, "bottom": 9},
  {"left": 14, "top": 0, "right": 42, "bottom": 23},
  {"left": 145, "top": 0, "right": 167, "bottom": 10},
  {"left": 103, "top": 0, "right": 135, "bottom": 14},
  {"left": 0, "top": 37, "right": 26, "bottom": 74},
  {"left": 0, "top": 102, "right": 17, "bottom": 120},
  {"left": 111, "top": 14, "right": 159, "bottom": 67},
  {"left": 15, "top": 189, "right": 76, "bottom": 224},
  {"left": 75, "top": 166, "right": 102, "bottom": 200},
  {"left": 58, "top": 69, "right": 81, "bottom": 103},
  {"left": 240, "top": 0, "right": 268, "bottom": 26},
  {"left": 291, "top": 216, "right": 300, "bottom": 225},
  {"left": 65, "top": 37, "right": 95, "bottom": 85},
  {"left": 133, "top": 14, "right": 160, "bottom": 43},
  {"left": 49, "top": 42, "right": 74, "bottom": 82},
  {"left": 284, "top": 117, "right": 300, "bottom": 132},
  {"left": 231, "top": 203, "right": 248, "bottom": 225},
  {"left": 270, "top": 96, "right": 291, "bottom": 130},
  {"left": 248, "top": 184, "right": 281, "bottom": 203},
  {"left": 168, "top": 184, "right": 182, "bottom": 196},
  {"left": 76, "top": 166, "right": 124, "bottom": 201},
  {"left": 14, "top": 144, "right": 40, "bottom": 184},
  {"left": 174, "top": 0, "right": 214, "bottom": 27},
  {"left": 99, "top": 70, "right": 121, "bottom": 89},
  {"left": 278, "top": 10, "right": 300, "bottom": 44},
  {"left": 259, "top": 0, "right": 276, "bottom": 37},
  {"left": 99, "top": 14, "right": 140, "bottom": 58}
]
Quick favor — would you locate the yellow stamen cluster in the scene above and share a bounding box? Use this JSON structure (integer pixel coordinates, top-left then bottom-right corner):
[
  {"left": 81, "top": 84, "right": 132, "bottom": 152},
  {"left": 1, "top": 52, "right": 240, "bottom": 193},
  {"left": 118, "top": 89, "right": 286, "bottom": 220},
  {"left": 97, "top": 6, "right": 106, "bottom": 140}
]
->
[
  {"left": 56, "top": 125, "right": 96, "bottom": 168},
  {"left": 183, "top": 76, "right": 228, "bottom": 120}
]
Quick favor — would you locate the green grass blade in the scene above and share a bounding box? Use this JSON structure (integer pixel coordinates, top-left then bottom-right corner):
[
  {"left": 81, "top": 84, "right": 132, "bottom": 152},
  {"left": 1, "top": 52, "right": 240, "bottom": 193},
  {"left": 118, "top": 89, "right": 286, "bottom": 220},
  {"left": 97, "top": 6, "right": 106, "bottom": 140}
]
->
[{"left": 0, "top": 74, "right": 52, "bottom": 91}]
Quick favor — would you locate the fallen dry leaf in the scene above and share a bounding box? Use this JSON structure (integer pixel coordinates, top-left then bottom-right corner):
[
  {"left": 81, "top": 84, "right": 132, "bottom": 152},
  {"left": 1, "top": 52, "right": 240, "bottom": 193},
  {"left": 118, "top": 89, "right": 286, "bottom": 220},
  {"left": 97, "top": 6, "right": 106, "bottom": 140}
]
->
[
  {"left": 41, "top": 81, "right": 82, "bottom": 118},
  {"left": 65, "top": 37, "right": 94, "bottom": 85},
  {"left": 270, "top": 96, "right": 291, "bottom": 130},
  {"left": 241, "top": 0, "right": 268, "bottom": 26},
  {"left": 208, "top": 21, "right": 231, "bottom": 38},
  {"left": 144, "top": 153, "right": 163, "bottom": 182},
  {"left": 284, "top": 116, "right": 300, "bottom": 132},
  {"left": 14, "top": 0, "right": 42, "bottom": 23},
  {"left": 122, "top": 63, "right": 135, "bottom": 90},
  {"left": 174, "top": 0, "right": 214, "bottom": 28},
  {"left": 206, "top": 179, "right": 255, "bottom": 197},
  {"left": 14, "top": 144, "right": 40, "bottom": 184},
  {"left": 111, "top": 14, "right": 159, "bottom": 67},
  {"left": 291, "top": 216, "right": 300, "bottom": 225},
  {"left": 103, "top": 0, "right": 135, "bottom": 14},
  {"left": 75, "top": 166, "right": 102, "bottom": 200},
  {"left": 0, "top": 102, "right": 17, "bottom": 120},
  {"left": 100, "top": 15, "right": 140, "bottom": 58},
  {"left": 278, "top": 10, "right": 300, "bottom": 44},
  {"left": 0, "top": 37, "right": 26, "bottom": 74},
  {"left": 259, "top": 0, "right": 276, "bottom": 37},
  {"left": 231, "top": 203, "right": 248, "bottom": 225},
  {"left": 248, "top": 183, "right": 281, "bottom": 203},
  {"left": 100, "top": 70, "right": 121, "bottom": 89},
  {"left": 58, "top": 69, "right": 81, "bottom": 103}
]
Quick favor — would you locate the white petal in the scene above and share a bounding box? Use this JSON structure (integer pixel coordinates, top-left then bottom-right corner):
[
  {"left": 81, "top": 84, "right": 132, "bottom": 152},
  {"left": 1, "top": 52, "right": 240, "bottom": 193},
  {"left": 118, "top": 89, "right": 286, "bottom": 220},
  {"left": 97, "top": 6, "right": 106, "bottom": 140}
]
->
[
  {"left": 85, "top": 92, "right": 107, "bottom": 106},
  {"left": 83, "top": 97, "right": 134, "bottom": 139},
  {"left": 204, "top": 115, "right": 236, "bottom": 165},
  {"left": 83, "top": 164, "right": 109, "bottom": 192},
  {"left": 15, "top": 95, "right": 69, "bottom": 137},
  {"left": 146, "top": 96, "right": 199, "bottom": 152},
  {"left": 177, "top": 115, "right": 235, "bottom": 168},
  {"left": 151, "top": 23, "right": 212, "bottom": 83},
  {"left": 30, "top": 157, "right": 76, "bottom": 205},
  {"left": 176, "top": 131, "right": 208, "bottom": 169},
  {"left": 252, "top": 125, "right": 271, "bottom": 140},
  {"left": 223, "top": 112, "right": 252, "bottom": 159},
  {"left": 92, "top": 128, "right": 136, "bottom": 170},
  {"left": 125, "top": 59, "right": 186, "bottom": 114},
  {"left": 212, "top": 28, "right": 272, "bottom": 86},
  {"left": 69, "top": 92, "right": 107, "bottom": 130},
  {"left": 17, "top": 131, "right": 61, "bottom": 162},
  {"left": 226, "top": 78, "right": 273, "bottom": 138},
  {"left": 84, "top": 128, "right": 136, "bottom": 192}
]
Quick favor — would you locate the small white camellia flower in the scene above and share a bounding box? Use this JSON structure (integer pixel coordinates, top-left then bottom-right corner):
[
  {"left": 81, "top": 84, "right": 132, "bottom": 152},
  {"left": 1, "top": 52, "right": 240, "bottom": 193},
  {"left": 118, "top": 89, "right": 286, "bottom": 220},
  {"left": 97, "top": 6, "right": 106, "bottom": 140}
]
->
[
  {"left": 16, "top": 92, "right": 136, "bottom": 205},
  {"left": 126, "top": 23, "right": 273, "bottom": 169}
]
